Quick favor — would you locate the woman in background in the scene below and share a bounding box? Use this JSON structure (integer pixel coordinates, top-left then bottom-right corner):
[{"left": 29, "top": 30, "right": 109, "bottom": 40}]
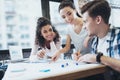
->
[
  {"left": 52, "top": 0, "right": 91, "bottom": 61},
  {"left": 30, "top": 17, "right": 62, "bottom": 61}
]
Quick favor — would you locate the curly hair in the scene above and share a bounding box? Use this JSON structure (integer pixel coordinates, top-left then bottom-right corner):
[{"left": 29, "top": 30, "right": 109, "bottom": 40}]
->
[{"left": 35, "top": 17, "right": 60, "bottom": 48}]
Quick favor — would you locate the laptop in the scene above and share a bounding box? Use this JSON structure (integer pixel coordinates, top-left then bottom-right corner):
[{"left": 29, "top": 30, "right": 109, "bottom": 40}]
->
[{"left": 9, "top": 46, "right": 26, "bottom": 63}]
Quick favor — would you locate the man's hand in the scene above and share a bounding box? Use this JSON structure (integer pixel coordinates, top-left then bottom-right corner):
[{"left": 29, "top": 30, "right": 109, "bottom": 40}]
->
[
  {"left": 72, "top": 51, "right": 81, "bottom": 61},
  {"left": 78, "top": 54, "right": 97, "bottom": 63}
]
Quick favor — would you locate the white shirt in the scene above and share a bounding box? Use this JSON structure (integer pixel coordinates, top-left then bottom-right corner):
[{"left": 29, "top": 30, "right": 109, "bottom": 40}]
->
[
  {"left": 97, "top": 31, "right": 111, "bottom": 56},
  {"left": 67, "top": 25, "right": 90, "bottom": 54},
  {"left": 30, "top": 41, "right": 63, "bottom": 61}
]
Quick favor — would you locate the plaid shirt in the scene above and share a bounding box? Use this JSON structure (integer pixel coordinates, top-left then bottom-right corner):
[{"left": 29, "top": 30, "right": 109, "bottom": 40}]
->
[
  {"left": 91, "top": 26, "right": 120, "bottom": 80},
  {"left": 91, "top": 26, "right": 120, "bottom": 59}
]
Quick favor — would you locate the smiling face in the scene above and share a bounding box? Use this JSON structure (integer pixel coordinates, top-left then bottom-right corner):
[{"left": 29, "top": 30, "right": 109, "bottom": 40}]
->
[
  {"left": 82, "top": 12, "right": 98, "bottom": 37},
  {"left": 40, "top": 25, "right": 55, "bottom": 41},
  {"left": 60, "top": 6, "right": 77, "bottom": 25}
]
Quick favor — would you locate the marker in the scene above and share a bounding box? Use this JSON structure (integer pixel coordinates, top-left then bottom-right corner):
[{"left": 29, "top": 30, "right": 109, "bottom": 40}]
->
[
  {"left": 39, "top": 69, "right": 50, "bottom": 72},
  {"left": 11, "top": 68, "right": 26, "bottom": 72}
]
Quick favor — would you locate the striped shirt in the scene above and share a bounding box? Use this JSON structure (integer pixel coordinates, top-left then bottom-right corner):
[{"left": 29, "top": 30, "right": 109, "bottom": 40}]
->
[
  {"left": 91, "top": 25, "right": 120, "bottom": 80},
  {"left": 91, "top": 25, "right": 120, "bottom": 59}
]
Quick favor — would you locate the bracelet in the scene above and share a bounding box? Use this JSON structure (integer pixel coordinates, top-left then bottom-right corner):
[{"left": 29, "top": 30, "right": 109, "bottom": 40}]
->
[{"left": 96, "top": 52, "right": 103, "bottom": 63}]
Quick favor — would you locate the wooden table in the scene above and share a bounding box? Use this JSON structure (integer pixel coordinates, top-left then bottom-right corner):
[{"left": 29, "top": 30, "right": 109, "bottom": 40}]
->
[
  {"left": 2, "top": 59, "right": 108, "bottom": 80},
  {"left": 40, "top": 64, "right": 108, "bottom": 80}
]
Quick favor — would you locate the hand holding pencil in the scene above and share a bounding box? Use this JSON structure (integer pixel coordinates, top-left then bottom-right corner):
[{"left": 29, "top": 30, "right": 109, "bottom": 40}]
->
[{"left": 72, "top": 50, "right": 81, "bottom": 61}]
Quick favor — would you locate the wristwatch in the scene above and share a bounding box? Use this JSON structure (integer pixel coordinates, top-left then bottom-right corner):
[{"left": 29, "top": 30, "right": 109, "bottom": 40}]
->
[{"left": 96, "top": 52, "right": 103, "bottom": 63}]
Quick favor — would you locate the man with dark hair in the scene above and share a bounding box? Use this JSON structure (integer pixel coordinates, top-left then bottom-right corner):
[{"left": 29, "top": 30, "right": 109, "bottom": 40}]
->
[{"left": 77, "top": 0, "right": 120, "bottom": 79}]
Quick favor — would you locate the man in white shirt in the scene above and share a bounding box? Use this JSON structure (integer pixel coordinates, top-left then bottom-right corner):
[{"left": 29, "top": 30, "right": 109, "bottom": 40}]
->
[{"left": 77, "top": 0, "right": 120, "bottom": 79}]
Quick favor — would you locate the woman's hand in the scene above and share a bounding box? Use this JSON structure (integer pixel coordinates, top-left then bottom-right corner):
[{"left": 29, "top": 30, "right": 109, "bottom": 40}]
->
[
  {"left": 51, "top": 51, "right": 61, "bottom": 62},
  {"left": 37, "top": 49, "right": 46, "bottom": 58}
]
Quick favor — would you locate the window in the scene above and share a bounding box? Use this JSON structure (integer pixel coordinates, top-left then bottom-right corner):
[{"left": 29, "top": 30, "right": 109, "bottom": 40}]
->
[
  {"left": 109, "top": 0, "right": 120, "bottom": 27},
  {"left": 74, "top": 0, "right": 120, "bottom": 27},
  {"left": 0, "top": 0, "right": 42, "bottom": 50}
]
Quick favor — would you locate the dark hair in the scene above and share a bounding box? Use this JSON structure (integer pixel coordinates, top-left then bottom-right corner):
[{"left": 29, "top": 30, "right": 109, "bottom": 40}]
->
[
  {"left": 35, "top": 17, "right": 60, "bottom": 48},
  {"left": 59, "top": 0, "right": 81, "bottom": 17},
  {"left": 81, "top": 0, "right": 111, "bottom": 24}
]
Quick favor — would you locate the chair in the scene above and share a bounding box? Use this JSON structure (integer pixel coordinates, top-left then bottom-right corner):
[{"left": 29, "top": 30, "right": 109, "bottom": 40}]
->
[{"left": 0, "top": 69, "right": 4, "bottom": 80}]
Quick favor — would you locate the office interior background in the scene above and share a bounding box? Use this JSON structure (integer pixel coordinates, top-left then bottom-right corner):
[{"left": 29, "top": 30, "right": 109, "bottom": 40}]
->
[{"left": 0, "top": 0, "right": 120, "bottom": 50}]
